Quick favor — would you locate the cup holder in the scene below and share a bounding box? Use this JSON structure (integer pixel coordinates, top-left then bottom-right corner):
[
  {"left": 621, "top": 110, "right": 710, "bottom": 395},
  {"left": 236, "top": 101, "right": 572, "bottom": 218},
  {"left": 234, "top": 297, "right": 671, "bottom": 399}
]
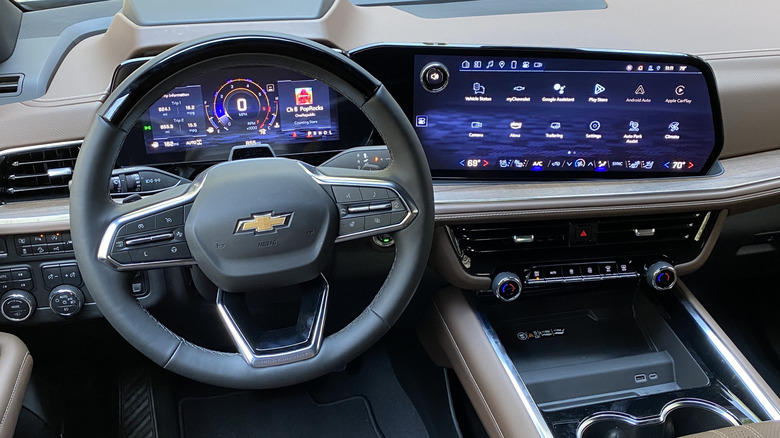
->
[{"left": 577, "top": 398, "right": 741, "bottom": 438}]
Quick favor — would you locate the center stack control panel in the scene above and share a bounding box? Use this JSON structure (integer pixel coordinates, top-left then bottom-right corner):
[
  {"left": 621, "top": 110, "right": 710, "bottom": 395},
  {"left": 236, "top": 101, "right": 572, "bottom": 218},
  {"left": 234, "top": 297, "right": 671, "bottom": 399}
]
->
[{"left": 0, "top": 230, "right": 147, "bottom": 324}]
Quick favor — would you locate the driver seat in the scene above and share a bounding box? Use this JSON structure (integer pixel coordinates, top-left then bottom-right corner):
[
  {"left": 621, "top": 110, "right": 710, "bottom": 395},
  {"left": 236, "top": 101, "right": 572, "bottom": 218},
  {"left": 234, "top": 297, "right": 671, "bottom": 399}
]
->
[{"left": 0, "top": 333, "right": 32, "bottom": 438}]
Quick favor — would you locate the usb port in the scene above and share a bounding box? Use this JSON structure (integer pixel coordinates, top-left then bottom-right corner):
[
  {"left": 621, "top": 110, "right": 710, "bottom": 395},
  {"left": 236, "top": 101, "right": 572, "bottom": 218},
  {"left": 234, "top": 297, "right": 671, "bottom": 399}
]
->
[{"left": 634, "top": 374, "right": 647, "bottom": 383}]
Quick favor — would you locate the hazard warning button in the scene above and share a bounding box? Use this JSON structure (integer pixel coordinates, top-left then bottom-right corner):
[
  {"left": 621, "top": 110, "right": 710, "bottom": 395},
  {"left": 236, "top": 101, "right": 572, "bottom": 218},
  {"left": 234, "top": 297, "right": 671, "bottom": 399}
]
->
[{"left": 571, "top": 223, "right": 597, "bottom": 244}]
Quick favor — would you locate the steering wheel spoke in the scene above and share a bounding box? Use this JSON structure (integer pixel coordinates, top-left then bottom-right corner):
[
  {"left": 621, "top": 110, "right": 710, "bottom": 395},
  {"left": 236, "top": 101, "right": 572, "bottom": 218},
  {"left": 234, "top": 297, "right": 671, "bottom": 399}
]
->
[
  {"left": 98, "top": 181, "right": 201, "bottom": 270},
  {"left": 216, "top": 275, "right": 328, "bottom": 367},
  {"left": 308, "top": 167, "right": 418, "bottom": 243}
]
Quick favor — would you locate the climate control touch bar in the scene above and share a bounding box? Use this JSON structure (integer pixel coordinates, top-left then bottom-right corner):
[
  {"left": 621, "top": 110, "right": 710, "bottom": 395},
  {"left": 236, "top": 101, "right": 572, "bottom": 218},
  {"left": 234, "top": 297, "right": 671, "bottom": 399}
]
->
[{"left": 525, "top": 261, "right": 638, "bottom": 285}]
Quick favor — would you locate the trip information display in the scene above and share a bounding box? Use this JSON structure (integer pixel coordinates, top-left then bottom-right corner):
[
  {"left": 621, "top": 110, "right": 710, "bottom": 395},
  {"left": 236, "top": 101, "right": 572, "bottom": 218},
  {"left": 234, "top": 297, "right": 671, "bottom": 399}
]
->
[
  {"left": 412, "top": 53, "right": 721, "bottom": 178},
  {"left": 141, "top": 66, "right": 339, "bottom": 155}
]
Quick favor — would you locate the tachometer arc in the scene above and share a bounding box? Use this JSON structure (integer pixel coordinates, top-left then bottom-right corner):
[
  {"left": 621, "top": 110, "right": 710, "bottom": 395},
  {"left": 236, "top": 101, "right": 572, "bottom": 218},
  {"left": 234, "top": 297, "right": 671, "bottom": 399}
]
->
[{"left": 210, "top": 78, "right": 275, "bottom": 132}]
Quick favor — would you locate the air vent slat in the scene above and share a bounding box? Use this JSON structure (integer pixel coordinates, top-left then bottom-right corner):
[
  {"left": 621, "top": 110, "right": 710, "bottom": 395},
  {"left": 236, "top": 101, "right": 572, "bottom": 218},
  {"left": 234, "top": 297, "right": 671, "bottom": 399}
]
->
[
  {"left": 0, "top": 143, "right": 80, "bottom": 200},
  {"left": 0, "top": 75, "right": 21, "bottom": 96}
]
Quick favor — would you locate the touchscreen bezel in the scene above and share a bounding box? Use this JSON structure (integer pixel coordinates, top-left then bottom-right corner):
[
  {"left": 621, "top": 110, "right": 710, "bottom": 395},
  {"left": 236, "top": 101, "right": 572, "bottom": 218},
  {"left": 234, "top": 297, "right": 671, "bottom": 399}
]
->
[{"left": 350, "top": 45, "right": 724, "bottom": 180}]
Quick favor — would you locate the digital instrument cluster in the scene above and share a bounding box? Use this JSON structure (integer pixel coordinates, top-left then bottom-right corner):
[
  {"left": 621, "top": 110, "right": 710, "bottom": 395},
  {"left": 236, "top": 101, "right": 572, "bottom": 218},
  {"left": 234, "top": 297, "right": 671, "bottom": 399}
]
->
[{"left": 140, "top": 66, "right": 340, "bottom": 156}]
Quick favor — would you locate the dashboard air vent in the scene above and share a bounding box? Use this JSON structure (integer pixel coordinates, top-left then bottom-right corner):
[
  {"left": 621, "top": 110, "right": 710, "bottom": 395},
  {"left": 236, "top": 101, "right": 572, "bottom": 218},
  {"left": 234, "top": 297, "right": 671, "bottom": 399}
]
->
[
  {"left": 0, "top": 142, "right": 80, "bottom": 200},
  {"left": 0, "top": 74, "right": 21, "bottom": 96},
  {"left": 450, "top": 211, "right": 715, "bottom": 275}
]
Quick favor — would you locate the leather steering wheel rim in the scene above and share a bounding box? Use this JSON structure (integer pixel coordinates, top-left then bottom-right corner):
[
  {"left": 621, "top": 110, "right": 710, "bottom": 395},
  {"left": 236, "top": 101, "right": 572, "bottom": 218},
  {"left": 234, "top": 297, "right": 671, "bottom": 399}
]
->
[{"left": 70, "top": 32, "right": 434, "bottom": 389}]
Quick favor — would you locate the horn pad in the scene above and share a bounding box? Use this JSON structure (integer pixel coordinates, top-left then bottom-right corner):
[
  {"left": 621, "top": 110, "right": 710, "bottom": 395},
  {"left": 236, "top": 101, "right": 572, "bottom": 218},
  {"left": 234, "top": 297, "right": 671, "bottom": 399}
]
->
[{"left": 185, "top": 158, "right": 337, "bottom": 292}]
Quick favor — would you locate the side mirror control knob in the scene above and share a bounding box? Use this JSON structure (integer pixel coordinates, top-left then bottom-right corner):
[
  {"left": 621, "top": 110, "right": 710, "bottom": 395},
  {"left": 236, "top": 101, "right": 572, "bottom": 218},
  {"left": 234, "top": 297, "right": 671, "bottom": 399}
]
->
[{"left": 492, "top": 272, "right": 522, "bottom": 302}]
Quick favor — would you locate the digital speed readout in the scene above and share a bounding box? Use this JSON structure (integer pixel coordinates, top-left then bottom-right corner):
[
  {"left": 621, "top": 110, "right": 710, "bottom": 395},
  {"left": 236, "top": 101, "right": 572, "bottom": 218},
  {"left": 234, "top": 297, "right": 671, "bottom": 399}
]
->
[{"left": 141, "top": 67, "right": 339, "bottom": 155}]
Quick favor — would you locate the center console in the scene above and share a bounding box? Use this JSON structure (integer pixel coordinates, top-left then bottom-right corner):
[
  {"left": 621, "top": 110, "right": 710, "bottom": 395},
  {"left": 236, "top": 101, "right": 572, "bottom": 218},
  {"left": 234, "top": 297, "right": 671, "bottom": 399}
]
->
[{"left": 420, "top": 212, "right": 780, "bottom": 437}]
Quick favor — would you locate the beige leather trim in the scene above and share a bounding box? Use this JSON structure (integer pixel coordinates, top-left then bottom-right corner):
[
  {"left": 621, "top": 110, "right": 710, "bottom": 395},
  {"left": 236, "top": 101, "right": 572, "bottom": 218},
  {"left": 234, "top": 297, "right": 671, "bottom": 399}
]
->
[
  {"left": 681, "top": 420, "right": 780, "bottom": 438},
  {"left": 0, "top": 199, "right": 69, "bottom": 234},
  {"left": 419, "top": 288, "right": 550, "bottom": 438},
  {"left": 675, "top": 209, "right": 727, "bottom": 276},
  {"left": 0, "top": 333, "right": 32, "bottom": 438},
  {"left": 676, "top": 281, "right": 780, "bottom": 419}
]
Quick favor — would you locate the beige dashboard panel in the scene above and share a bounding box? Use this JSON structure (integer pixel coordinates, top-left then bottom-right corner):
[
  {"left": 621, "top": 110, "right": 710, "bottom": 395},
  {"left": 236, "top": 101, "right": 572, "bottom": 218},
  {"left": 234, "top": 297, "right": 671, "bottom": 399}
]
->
[{"left": 2, "top": 0, "right": 780, "bottom": 156}]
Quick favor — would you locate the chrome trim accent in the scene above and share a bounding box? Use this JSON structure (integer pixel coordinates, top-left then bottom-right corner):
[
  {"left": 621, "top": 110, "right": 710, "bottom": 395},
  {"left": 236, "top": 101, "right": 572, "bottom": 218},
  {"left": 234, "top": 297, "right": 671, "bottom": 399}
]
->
[
  {"left": 576, "top": 398, "right": 740, "bottom": 437},
  {"left": 678, "top": 286, "right": 780, "bottom": 420},
  {"left": 633, "top": 228, "right": 655, "bottom": 237},
  {"left": 216, "top": 275, "right": 328, "bottom": 368},
  {"left": 474, "top": 311, "right": 554, "bottom": 438},
  {"left": 0, "top": 292, "right": 34, "bottom": 322},
  {"left": 97, "top": 178, "right": 204, "bottom": 271},
  {"left": 303, "top": 164, "right": 419, "bottom": 243},
  {"left": 491, "top": 272, "right": 522, "bottom": 302},
  {"left": 648, "top": 262, "right": 677, "bottom": 291},
  {"left": 0, "top": 140, "right": 82, "bottom": 160},
  {"left": 513, "top": 234, "right": 534, "bottom": 243},
  {"left": 694, "top": 211, "right": 712, "bottom": 242},
  {"left": 46, "top": 167, "right": 72, "bottom": 178},
  {"left": 419, "top": 62, "right": 449, "bottom": 93}
]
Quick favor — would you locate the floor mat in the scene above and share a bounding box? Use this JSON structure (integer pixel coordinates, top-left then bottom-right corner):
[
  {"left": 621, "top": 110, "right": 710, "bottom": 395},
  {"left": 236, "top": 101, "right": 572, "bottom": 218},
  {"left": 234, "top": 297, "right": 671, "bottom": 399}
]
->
[{"left": 178, "top": 390, "right": 382, "bottom": 438}]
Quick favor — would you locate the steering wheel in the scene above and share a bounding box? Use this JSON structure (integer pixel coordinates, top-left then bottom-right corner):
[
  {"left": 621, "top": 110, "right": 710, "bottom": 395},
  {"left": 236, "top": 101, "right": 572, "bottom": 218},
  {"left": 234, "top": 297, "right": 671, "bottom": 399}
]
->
[{"left": 69, "top": 33, "right": 434, "bottom": 389}]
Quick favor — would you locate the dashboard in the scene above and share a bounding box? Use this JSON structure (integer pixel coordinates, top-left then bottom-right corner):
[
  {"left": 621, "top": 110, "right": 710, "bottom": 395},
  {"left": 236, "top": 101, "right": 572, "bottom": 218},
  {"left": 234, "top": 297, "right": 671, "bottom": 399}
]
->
[
  {"left": 0, "top": 0, "right": 778, "bottom": 320},
  {"left": 115, "top": 47, "right": 723, "bottom": 183}
]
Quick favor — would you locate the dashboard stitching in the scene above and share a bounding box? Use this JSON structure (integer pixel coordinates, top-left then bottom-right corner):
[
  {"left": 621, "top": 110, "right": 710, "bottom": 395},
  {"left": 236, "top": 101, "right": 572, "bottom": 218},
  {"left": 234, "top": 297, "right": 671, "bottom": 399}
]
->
[{"left": 434, "top": 187, "right": 780, "bottom": 220}]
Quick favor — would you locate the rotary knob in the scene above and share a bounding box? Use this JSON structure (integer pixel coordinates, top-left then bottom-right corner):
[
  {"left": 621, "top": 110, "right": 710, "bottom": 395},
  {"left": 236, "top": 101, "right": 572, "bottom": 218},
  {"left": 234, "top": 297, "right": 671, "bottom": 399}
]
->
[
  {"left": 491, "top": 272, "right": 522, "bottom": 302},
  {"left": 646, "top": 261, "right": 677, "bottom": 291},
  {"left": 1, "top": 290, "right": 36, "bottom": 322},
  {"left": 49, "top": 285, "right": 85, "bottom": 317}
]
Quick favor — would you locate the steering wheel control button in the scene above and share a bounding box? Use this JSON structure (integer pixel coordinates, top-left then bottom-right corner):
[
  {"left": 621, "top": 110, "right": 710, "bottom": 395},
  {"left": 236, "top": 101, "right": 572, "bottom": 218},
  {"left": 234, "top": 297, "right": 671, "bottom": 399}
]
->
[
  {"left": 369, "top": 202, "right": 392, "bottom": 212},
  {"left": 646, "top": 261, "right": 677, "bottom": 291},
  {"left": 111, "top": 251, "right": 132, "bottom": 264},
  {"left": 129, "top": 248, "right": 158, "bottom": 263},
  {"left": 127, "top": 216, "right": 156, "bottom": 235},
  {"left": 340, "top": 217, "right": 365, "bottom": 234},
  {"left": 42, "top": 266, "right": 62, "bottom": 289},
  {"left": 155, "top": 207, "right": 183, "bottom": 228},
  {"left": 359, "top": 187, "right": 388, "bottom": 201},
  {"left": 391, "top": 211, "right": 407, "bottom": 225},
  {"left": 157, "top": 243, "right": 191, "bottom": 260},
  {"left": 365, "top": 214, "right": 392, "bottom": 230},
  {"left": 1, "top": 290, "right": 36, "bottom": 322},
  {"left": 347, "top": 205, "right": 370, "bottom": 214},
  {"left": 492, "top": 272, "right": 522, "bottom": 302},
  {"left": 49, "top": 285, "right": 85, "bottom": 317},
  {"left": 332, "top": 186, "right": 362, "bottom": 203}
]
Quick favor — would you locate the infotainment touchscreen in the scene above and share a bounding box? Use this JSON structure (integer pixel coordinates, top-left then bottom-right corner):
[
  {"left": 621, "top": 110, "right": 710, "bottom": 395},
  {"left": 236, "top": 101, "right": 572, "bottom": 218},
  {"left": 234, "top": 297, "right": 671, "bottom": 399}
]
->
[{"left": 411, "top": 52, "right": 722, "bottom": 178}]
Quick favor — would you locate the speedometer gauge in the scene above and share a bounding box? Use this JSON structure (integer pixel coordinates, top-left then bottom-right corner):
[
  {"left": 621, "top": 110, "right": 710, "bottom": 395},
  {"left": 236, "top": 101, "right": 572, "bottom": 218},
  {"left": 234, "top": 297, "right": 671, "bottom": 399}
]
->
[{"left": 210, "top": 79, "right": 278, "bottom": 132}]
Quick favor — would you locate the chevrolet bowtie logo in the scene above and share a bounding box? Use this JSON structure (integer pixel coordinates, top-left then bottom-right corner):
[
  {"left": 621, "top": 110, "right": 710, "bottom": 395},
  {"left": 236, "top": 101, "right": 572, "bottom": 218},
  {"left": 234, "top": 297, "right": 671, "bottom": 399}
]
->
[{"left": 235, "top": 212, "right": 293, "bottom": 234}]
